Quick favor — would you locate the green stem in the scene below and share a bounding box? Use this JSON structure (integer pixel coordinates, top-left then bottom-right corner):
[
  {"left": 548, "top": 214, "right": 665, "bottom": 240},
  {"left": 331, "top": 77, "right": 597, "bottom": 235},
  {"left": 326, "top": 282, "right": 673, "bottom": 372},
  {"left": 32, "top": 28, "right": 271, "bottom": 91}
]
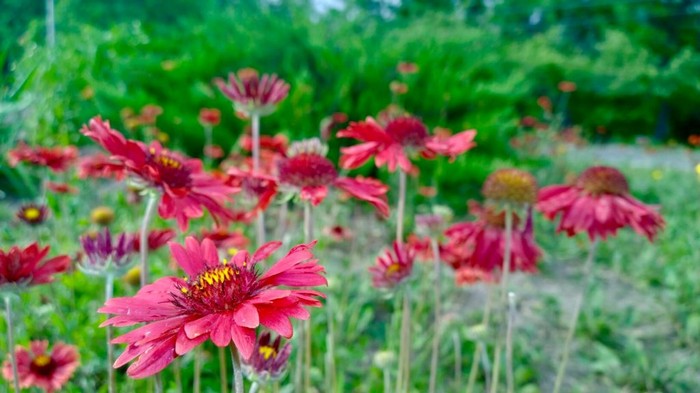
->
[
  {"left": 383, "top": 367, "right": 391, "bottom": 393},
  {"left": 219, "top": 346, "right": 229, "bottom": 393},
  {"left": 193, "top": 348, "right": 201, "bottom": 393},
  {"left": 552, "top": 239, "right": 599, "bottom": 393},
  {"left": 249, "top": 381, "right": 260, "bottom": 393},
  {"left": 251, "top": 114, "right": 265, "bottom": 247},
  {"left": 139, "top": 192, "right": 159, "bottom": 287},
  {"left": 203, "top": 125, "right": 213, "bottom": 168},
  {"left": 467, "top": 287, "right": 493, "bottom": 393},
  {"left": 506, "top": 292, "right": 516, "bottom": 393},
  {"left": 230, "top": 344, "right": 244, "bottom": 393},
  {"left": 105, "top": 274, "right": 116, "bottom": 393},
  {"left": 452, "top": 332, "right": 461, "bottom": 390},
  {"left": 428, "top": 237, "right": 442, "bottom": 393},
  {"left": 396, "top": 290, "right": 411, "bottom": 392},
  {"left": 4, "top": 297, "right": 20, "bottom": 393},
  {"left": 303, "top": 202, "right": 313, "bottom": 392},
  {"left": 396, "top": 170, "right": 407, "bottom": 243}
]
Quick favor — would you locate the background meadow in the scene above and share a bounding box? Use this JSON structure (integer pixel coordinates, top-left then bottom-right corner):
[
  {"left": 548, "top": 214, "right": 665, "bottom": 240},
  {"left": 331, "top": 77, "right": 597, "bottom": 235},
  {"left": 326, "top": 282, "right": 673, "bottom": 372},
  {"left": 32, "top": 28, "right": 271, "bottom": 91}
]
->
[{"left": 1, "top": 0, "right": 700, "bottom": 392}]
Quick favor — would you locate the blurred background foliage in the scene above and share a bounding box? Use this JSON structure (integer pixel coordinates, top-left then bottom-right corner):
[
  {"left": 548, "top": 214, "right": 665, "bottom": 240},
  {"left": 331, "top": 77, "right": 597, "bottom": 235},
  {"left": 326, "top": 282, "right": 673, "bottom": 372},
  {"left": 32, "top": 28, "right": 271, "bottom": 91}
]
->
[{"left": 1, "top": 0, "right": 700, "bottom": 203}]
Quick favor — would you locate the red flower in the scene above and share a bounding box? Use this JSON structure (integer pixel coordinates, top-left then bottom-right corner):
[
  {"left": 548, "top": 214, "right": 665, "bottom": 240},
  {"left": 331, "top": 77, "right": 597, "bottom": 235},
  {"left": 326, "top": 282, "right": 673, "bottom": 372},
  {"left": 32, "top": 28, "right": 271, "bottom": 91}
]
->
[
  {"left": 338, "top": 116, "right": 476, "bottom": 173},
  {"left": 200, "top": 227, "right": 249, "bottom": 251},
  {"left": 0, "top": 243, "right": 70, "bottom": 288},
  {"left": 204, "top": 145, "right": 224, "bottom": 159},
  {"left": 239, "top": 133, "right": 289, "bottom": 156},
  {"left": 277, "top": 139, "right": 390, "bottom": 216},
  {"left": 7, "top": 142, "right": 77, "bottom": 173},
  {"left": 537, "top": 166, "right": 665, "bottom": 241},
  {"left": 557, "top": 81, "right": 577, "bottom": 93},
  {"left": 444, "top": 201, "right": 541, "bottom": 274},
  {"left": 369, "top": 242, "right": 415, "bottom": 288},
  {"left": 227, "top": 168, "right": 279, "bottom": 216},
  {"left": 99, "top": 237, "right": 326, "bottom": 378},
  {"left": 133, "top": 229, "right": 177, "bottom": 252},
  {"left": 216, "top": 68, "right": 290, "bottom": 116},
  {"left": 323, "top": 225, "right": 353, "bottom": 242},
  {"left": 77, "top": 153, "right": 126, "bottom": 180},
  {"left": 454, "top": 266, "right": 496, "bottom": 286},
  {"left": 243, "top": 331, "right": 291, "bottom": 381},
  {"left": 537, "top": 96, "right": 552, "bottom": 112},
  {"left": 16, "top": 204, "right": 49, "bottom": 226},
  {"left": 1, "top": 340, "right": 79, "bottom": 393},
  {"left": 199, "top": 108, "right": 221, "bottom": 126},
  {"left": 397, "top": 62, "right": 419, "bottom": 75},
  {"left": 81, "top": 117, "right": 236, "bottom": 231},
  {"left": 46, "top": 182, "right": 77, "bottom": 194}
]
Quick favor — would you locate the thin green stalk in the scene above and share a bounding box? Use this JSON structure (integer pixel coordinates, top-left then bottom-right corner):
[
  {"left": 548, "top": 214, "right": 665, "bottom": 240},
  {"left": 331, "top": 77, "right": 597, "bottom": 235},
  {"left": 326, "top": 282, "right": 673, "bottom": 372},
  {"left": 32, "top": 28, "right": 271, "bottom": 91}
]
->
[
  {"left": 4, "top": 297, "right": 20, "bottom": 393},
  {"left": 174, "top": 358, "right": 182, "bottom": 393},
  {"left": 428, "top": 237, "right": 442, "bottom": 393},
  {"left": 453, "top": 332, "right": 461, "bottom": 390},
  {"left": 506, "top": 292, "right": 516, "bottom": 393},
  {"left": 325, "top": 302, "right": 337, "bottom": 393},
  {"left": 303, "top": 202, "right": 313, "bottom": 392},
  {"left": 396, "top": 290, "right": 411, "bottom": 392},
  {"left": 154, "top": 373, "right": 163, "bottom": 393},
  {"left": 383, "top": 367, "right": 391, "bottom": 393},
  {"left": 396, "top": 170, "right": 407, "bottom": 242},
  {"left": 251, "top": 114, "right": 265, "bottom": 247},
  {"left": 105, "top": 274, "right": 116, "bottom": 393},
  {"left": 491, "top": 206, "right": 514, "bottom": 393},
  {"left": 553, "top": 240, "right": 599, "bottom": 393},
  {"left": 203, "top": 125, "right": 213, "bottom": 168},
  {"left": 139, "top": 192, "right": 159, "bottom": 287},
  {"left": 219, "top": 346, "right": 229, "bottom": 393},
  {"left": 230, "top": 344, "right": 244, "bottom": 393},
  {"left": 249, "top": 381, "right": 260, "bottom": 393},
  {"left": 466, "top": 282, "right": 494, "bottom": 393},
  {"left": 193, "top": 349, "right": 201, "bottom": 393}
]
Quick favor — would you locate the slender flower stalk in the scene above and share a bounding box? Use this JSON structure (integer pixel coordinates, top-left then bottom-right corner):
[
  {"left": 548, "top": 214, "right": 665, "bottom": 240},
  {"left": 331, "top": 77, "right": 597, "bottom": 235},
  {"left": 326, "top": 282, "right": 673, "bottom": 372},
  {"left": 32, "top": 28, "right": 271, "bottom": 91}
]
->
[
  {"left": 204, "top": 125, "right": 213, "bottom": 167},
  {"left": 220, "top": 347, "right": 229, "bottom": 393},
  {"left": 4, "top": 296, "right": 20, "bottom": 393},
  {"left": 506, "top": 292, "right": 516, "bottom": 393},
  {"left": 139, "top": 192, "right": 159, "bottom": 286},
  {"left": 428, "top": 237, "right": 442, "bottom": 393},
  {"left": 467, "top": 288, "right": 493, "bottom": 393},
  {"left": 231, "top": 344, "right": 244, "bottom": 393},
  {"left": 252, "top": 114, "right": 266, "bottom": 246},
  {"left": 105, "top": 274, "right": 116, "bottom": 393},
  {"left": 193, "top": 350, "right": 201, "bottom": 393},
  {"left": 553, "top": 240, "right": 599, "bottom": 393},
  {"left": 303, "top": 203, "right": 313, "bottom": 392},
  {"left": 502, "top": 207, "right": 515, "bottom": 393},
  {"left": 452, "top": 332, "right": 461, "bottom": 390},
  {"left": 396, "top": 170, "right": 407, "bottom": 242},
  {"left": 249, "top": 382, "right": 260, "bottom": 393},
  {"left": 396, "top": 290, "right": 411, "bottom": 392},
  {"left": 174, "top": 359, "right": 182, "bottom": 393}
]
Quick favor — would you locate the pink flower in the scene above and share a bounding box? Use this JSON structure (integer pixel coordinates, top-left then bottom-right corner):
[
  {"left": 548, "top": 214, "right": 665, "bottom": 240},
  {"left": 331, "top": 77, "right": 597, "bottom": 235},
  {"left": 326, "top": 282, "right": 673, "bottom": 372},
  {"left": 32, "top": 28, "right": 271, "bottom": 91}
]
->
[
  {"left": 99, "top": 237, "right": 326, "bottom": 378},
  {"left": 537, "top": 166, "right": 665, "bottom": 241},
  {"left": 216, "top": 68, "right": 290, "bottom": 116},
  {"left": 338, "top": 116, "right": 476, "bottom": 173},
  {"left": 200, "top": 227, "right": 249, "bottom": 250},
  {"left": 81, "top": 117, "right": 236, "bottom": 231},
  {"left": 7, "top": 142, "right": 77, "bottom": 173},
  {"left": 369, "top": 242, "right": 415, "bottom": 288},
  {"left": 243, "top": 331, "right": 291, "bottom": 381},
  {"left": 1, "top": 340, "right": 79, "bottom": 393},
  {"left": 444, "top": 201, "right": 541, "bottom": 274},
  {"left": 133, "top": 229, "right": 177, "bottom": 252},
  {"left": 46, "top": 182, "right": 77, "bottom": 194},
  {"left": 199, "top": 108, "right": 221, "bottom": 126},
  {"left": 277, "top": 139, "right": 390, "bottom": 216},
  {"left": 0, "top": 243, "right": 70, "bottom": 288},
  {"left": 226, "top": 168, "right": 279, "bottom": 216},
  {"left": 77, "top": 153, "right": 126, "bottom": 180}
]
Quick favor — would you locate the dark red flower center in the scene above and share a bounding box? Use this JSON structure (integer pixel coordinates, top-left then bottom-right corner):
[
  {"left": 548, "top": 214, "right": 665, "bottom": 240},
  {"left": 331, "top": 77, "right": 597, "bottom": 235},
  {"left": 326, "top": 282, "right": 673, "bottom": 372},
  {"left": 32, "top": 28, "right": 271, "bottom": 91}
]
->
[
  {"left": 385, "top": 117, "right": 429, "bottom": 147},
  {"left": 148, "top": 152, "right": 192, "bottom": 190},
  {"left": 576, "top": 166, "right": 629, "bottom": 196},
  {"left": 173, "top": 262, "right": 260, "bottom": 314},
  {"left": 30, "top": 355, "right": 56, "bottom": 376},
  {"left": 482, "top": 169, "right": 538, "bottom": 205},
  {"left": 278, "top": 154, "right": 338, "bottom": 188}
]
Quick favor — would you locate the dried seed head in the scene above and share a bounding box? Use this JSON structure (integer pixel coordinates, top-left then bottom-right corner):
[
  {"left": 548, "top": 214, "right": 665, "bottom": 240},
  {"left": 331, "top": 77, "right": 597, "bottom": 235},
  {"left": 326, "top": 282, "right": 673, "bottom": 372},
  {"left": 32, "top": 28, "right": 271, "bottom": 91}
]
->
[
  {"left": 575, "top": 166, "right": 629, "bottom": 196},
  {"left": 482, "top": 169, "right": 538, "bottom": 205}
]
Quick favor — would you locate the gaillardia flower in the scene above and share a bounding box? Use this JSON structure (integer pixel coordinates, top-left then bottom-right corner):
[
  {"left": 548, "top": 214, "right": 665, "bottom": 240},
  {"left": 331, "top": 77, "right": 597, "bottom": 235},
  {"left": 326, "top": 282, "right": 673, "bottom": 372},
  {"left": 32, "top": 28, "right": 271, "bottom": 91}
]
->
[
  {"left": 216, "top": 68, "right": 290, "bottom": 116},
  {"left": 0, "top": 243, "right": 70, "bottom": 289},
  {"left": 1, "top": 340, "right": 79, "bottom": 393},
  {"left": 444, "top": 201, "right": 541, "bottom": 274},
  {"left": 81, "top": 117, "right": 236, "bottom": 230},
  {"left": 90, "top": 206, "right": 115, "bottom": 226},
  {"left": 369, "top": 242, "right": 415, "bottom": 288},
  {"left": 198, "top": 108, "right": 221, "bottom": 127},
  {"left": 16, "top": 204, "right": 49, "bottom": 226},
  {"left": 482, "top": 168, "right": 538, "bottom": 206},
  {"left": 7, "top": 142, "right": 77, "bottom": 173},
  {"left": 243, "top": 331, "right": 291, "bottom": 382},
  {"left": 277, "top": 138, "right": 390, "bottom": 216},
  {"left": 46, "top": 182, "right": 77, "bottom": 195},
  {"left": 537, "top": 166, "right": 664, "bottom": 241},
  {"left": 132, "top": 228, "right": 177, "bottom": 252},
  {"left": 338, "top": 116, "right": 476, "bottom": 173},
  {"left": 226, "top": 168, "right": 279, "bottom": 217},
  {"left": 99, "top": 237, "right": 326, "bottom": 378},
  {"left": 77, "top": 153, "right": 126, "bottom": 180},
  {"left": 79, "top": 228, "right": 134, "bottom": 276}
]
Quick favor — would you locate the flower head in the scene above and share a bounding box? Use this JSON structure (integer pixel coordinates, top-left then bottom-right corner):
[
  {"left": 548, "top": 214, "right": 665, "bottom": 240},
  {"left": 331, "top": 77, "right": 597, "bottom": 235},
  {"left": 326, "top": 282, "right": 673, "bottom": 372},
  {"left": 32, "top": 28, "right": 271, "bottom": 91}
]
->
[
  {"left": 537, "top": 166, "right": 665, "bottom": 241},
  {"left": 79, "top": 228, "right": 134, "bottom": 276},
  {"left": 558, "top": 81, "right": 577, "bottom": 93},
  {"left": 77, "top": 153, "right": 127, "bottom": 180},
  {"left": 243, "top": 332, "right": 291, "bottom": 382},
  {"left": 81, "top": 117, "right": 236, "bottom": 230},
  {"left": 482, "top": 168, "right": 538, "bottom": 206},
  {"left": 7, "top": 142, "right": 77, "bottom": 173},
  {"left": 91, "top": 206, "right": 115, "bottom": 226},
  {"left": 1, "top": 340, "right": 79, "bottom": 393},
  {"left": 99, "top": 237, "right": 326, "bottom": 378},
  {"left": 369, "top": 242, "right": 415, "bottom": 288},
  {"left": 46, "top": 182, "right": 77, "bottom": 194},
  {"left": 17, "top": 204, "right": 49, "bottom": 226},
  {"left": 277, "top": 138, "right": 390, "bottom": 215},
  {"left": 199, "top": 108, "right": 221, "bottom": 126},
  {"left": 200, "top": 227, "right": 249, "bottom": 251},
  {"left": 216, "top": 68, "right": 290, "bottom": 117},
  {"left": 0, "top": 243, "right": 70, "bottom": 290},
  {"left": 397, "top": 62, "right": 419, "bottom": 75},
  {"left": 338, "top": 116, "right": 476, "bottom": 173},
  {"left": 454, "top": 266, "right": 496, "bottom": 286},
  {"left": 132, "top": 229, "right": 177, "bottom": 252},
  {"left": 227, "top": 168, "right": 279, "bottom": 217},
  {"left": 444, "top": 201, "right": 541, "bottom": 274}
]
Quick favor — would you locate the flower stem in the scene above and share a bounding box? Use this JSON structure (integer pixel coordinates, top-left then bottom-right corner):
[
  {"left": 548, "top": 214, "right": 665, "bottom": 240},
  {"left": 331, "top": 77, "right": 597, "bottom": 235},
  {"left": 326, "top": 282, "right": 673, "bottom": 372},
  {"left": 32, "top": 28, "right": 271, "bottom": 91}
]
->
[
  {"left": 428, "top": 237, "right": 442, "bottom": 393},
  {"left": 251, "top": 113, "right": 266, "bottom": 247},
  {"left": 553, "top": 239, "right": 599, "bottom": 393},
  {"left": 4, "top": 296, "right": 20, "bottom": 393},
  {"left": 230, "top": 344, "right": 245, "bottom": 393},
  {"left": 219, "top": 346, "right": 229, "bottom": 393},
  {"left": 203, "top": 125, "right": 213, "bottom": 168},
  {"left": 491, "top": 206, "right": 514, "bottom": 393},
  {"left": 302, "top": 202, "right": 313, "bottom": 392},
  {"left": 325, "top": 302, "right": 337, "bottom": 393},
  {"left": 105, "top": 274, "right": 116, "bottom": 393},
  {"left": 174, "top": 358, "right": 183, "bottom": 393},
  {"left": 154, "top": 373, "right": 163, "bottom": 393},
  {"left": 193, "top": 348, "right": 201, "bottom": 393},
  {"left": 249, "top": 381, "right": 260, "bottom": 393},
  {"left": 467, "top": 287, "right": 493, "bottom": 393},
  {"left": 139, "top": 192, "right": 159, "bottom": 287},
  {"left": 396, "top": 290, "right": 411, "bottom": 392},
  {"left": 452, "top": 332, "right": 461, "bottom": 390},
  {"left": 506, "top": 292, "right": 516, "bottom": 393},
  {"left": 396, "top": 170, "right": 407, "bottom": 243},
  {"left": 383, "top": 367, "right": 391, "bottom": 393}
]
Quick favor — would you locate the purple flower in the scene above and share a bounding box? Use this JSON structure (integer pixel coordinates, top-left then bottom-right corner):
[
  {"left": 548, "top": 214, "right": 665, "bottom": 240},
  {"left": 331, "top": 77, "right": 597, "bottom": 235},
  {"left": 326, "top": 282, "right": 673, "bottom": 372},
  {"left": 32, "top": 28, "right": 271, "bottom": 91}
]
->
[
  {"left": 243, "top": 332, "right": 292, "bottom": 382},
  {"left": 79, "top": 228, "right": 134, "bottom": 275}
]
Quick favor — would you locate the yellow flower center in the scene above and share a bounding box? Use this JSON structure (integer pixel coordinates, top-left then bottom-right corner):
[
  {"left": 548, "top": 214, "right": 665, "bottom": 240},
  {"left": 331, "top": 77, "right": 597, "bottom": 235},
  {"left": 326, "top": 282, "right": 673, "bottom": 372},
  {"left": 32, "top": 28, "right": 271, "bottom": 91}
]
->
[
  {"left": 24, "top": 208, "right": 40, "bottom": 220},
  {"left": 259, "top": 345, "right": 277, "bottom": 360},
  {"left": 385, "top": 263, "right": 401, "bottom": 276},
  {"left": 33, "top": 355, "right": 51, "bottom": 367},
  {"left": 156, "top": 155, "right": 182, "bottom": 169}
]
